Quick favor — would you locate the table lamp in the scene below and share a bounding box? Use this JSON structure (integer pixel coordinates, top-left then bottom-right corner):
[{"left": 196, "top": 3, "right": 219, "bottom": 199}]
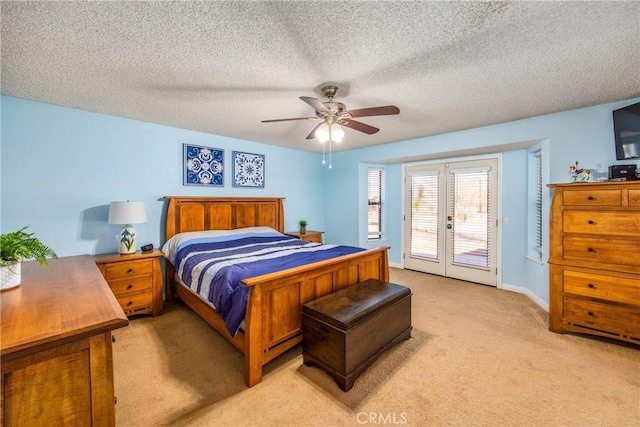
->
[{"left": 108, "top": 201, "right": 147, "bottom": 254}]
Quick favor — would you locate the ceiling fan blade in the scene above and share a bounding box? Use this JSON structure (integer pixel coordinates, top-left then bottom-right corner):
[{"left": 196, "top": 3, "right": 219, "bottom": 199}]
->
[
  {"left": 261, "top": 117, "right": 318, "bottom": 123},
  {"left": 347, "top": 105, "right": 400, "bottom": 118},
  {"left": 300, "top": 96, "right": 329, "bottom": 113},
  {"left": 305, "top": 122, "right": 323, "bottom": 140},
  {"left": 341, "top": 119, "right": 380, "bottom": 135}
]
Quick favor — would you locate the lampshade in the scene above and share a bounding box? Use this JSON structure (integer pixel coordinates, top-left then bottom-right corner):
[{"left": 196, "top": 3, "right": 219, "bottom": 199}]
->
[
  {"left": 331, "top": 124, "right": 345, "bottom": 143},
  {"left": 108, "top": 201, "right": 147, "bottom": 254},
  {"left": 315, "top": 122, "right": 344, "bottom": 144},
  {"left": 108, "top": 201, "right": 147, "bottom": 225},
  {"left": 316, "top": 123, "right": 330, "bottom": 143}
]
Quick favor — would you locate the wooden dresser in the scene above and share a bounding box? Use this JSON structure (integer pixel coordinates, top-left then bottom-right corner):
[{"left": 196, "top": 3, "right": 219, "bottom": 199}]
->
[
  {"left": 548, "top": 181, "right": 640, "bottom": 343},
  {"left": 1, "top": 256, "right": 129, "bottom": 426},
  {"left": 94, "top": 250, "right": 164, "bottom": 317}
]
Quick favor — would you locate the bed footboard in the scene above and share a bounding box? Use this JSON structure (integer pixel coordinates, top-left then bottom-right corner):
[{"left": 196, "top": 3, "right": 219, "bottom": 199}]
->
[{"left": 241, "top": 246, "right": 389, "bottom": 387}]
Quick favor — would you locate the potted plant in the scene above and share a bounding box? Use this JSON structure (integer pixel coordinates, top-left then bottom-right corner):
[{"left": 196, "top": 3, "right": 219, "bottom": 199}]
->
[
  {"left": 0, "top": 226, "right": 57, "bottom": 291},
  {"left": 299, "top": 220, "right": 308, "bottom": 235}
]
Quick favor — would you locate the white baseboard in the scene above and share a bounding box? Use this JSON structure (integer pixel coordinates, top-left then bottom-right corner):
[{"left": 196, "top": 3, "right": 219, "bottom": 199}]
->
[
  {"left": 501, "top": 282, "right": 549, "bottom": 312},
  {"left": 389, "top": 262, "right": 403, "bottom": 269}
]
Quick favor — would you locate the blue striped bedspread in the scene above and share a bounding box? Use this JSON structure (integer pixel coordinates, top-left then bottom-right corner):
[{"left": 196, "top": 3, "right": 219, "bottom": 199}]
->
[{"left": 163, "top": 229, "right": 364, "bottom": 336}]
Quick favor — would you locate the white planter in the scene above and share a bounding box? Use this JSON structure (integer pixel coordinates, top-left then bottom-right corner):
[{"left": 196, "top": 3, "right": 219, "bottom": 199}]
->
[{"left": 0, "top": 262, "right": 22, "bottom": 291}]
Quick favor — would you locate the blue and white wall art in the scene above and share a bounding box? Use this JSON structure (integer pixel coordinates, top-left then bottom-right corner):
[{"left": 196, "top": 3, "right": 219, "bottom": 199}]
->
[
  {"left": 233, "top": 151, "right": 265, "bottom": 188},
  {"left": 184, "top": 144, "right": 224, "bottom": 186}
]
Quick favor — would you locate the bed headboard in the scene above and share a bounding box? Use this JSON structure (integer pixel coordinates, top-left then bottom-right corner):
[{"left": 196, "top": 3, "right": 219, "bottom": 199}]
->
[{"left": 164, "top": 196, "right": 285, "bottom": 241}]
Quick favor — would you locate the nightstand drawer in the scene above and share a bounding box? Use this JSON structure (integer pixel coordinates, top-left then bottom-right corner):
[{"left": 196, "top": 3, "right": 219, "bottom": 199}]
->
[
  {"left": 285, "top": 231, "right": 324, "bottom": 244},
  {"left": 104, "top": 259, "right": 153, "bottom": 280},
  {"left": 108, "top": 276, "right": 153, "bottom": 296},
  {"left": 301, "top": 234, "right": 323, "bottom": 243},
  {"left": 116, "top": 291, "right": 153, "bottom": 314}
]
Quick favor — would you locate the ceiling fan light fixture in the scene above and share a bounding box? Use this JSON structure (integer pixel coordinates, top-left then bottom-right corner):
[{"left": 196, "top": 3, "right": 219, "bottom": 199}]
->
[
  {"left": 316, "top": 122, "right": 330, "bottom": 143},
  {"left": 331, "top": 124, "right": 345, "bottom": 143}
]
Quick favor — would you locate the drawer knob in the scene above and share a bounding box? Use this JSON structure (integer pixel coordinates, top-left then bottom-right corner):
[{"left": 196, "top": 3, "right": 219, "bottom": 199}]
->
[
  {"left": 587, "top": 220, "right": 594, "bottom": 225},
  {"left": 587, "top": 196, "right": 594, "bottom": 200},
  {"left": 587, "top": 247, "right": 595, "bottom": 252},
  {"left": 127, "top": 301, "right": 133, "bottom": 307},
  {"left": 587, "top": 283, "right": 595, "bottom": 289},
  {"left": 126, "top": 268, "right": 134, "bottom": 274},
  {"left": 112, "top": 334, "right": 116, "bottom": 343},
  {"left": 587, "top": 311, "right": 595, "bottom": 317},
  {"left": 114, "top": 396, "right": 118, "bottom": 405},
  {"left": 127, "top": 284, "right": 133, "bottom": 290}
]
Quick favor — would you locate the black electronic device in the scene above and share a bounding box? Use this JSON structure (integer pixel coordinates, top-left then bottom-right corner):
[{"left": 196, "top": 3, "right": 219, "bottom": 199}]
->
[
  {"left": 141, "top": 243, "right": 154, "bottom": 252},
  {"left": 613, "top": 102, "right": 640, "bottom": 160},
  {"left": 608, "top": 164, "right": 637, "bottom": 180}
]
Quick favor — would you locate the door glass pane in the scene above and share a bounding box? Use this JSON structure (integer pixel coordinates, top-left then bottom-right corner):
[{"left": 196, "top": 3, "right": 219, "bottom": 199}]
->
[
  {"left": 410, "top": 173, "right": 439, "bottom": 260},
  {"left": 450, "top": 170, "right": 490, "bottom": 269}
]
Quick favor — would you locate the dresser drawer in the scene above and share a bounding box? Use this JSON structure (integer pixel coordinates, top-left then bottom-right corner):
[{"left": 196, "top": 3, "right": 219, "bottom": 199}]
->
[
  {"left": 108, "top": 276, "right": 153, "bottom": 296},
  {"left": 104, "top": 259, "right": 153, "bottom": 280},
  {"left": 563, "top": 269, "right": 640, "bottom": 305},
  {"left": 563, "top": 297, "right": 640, "bottom": 339},
  {"left": 116, "top": 291, "right": 153, "bottom": 314},
  {"left": 630, "top": 189, "right": 640, "bottom": 207},
  {"left": 563, "top": 236, "right": 640, "bottom": 267},
  {"left": 562, "top": 189, "right": 621, "bottom": 206},
  {"left": 563, "top": 211, "right": 640, "bottom": 237}
]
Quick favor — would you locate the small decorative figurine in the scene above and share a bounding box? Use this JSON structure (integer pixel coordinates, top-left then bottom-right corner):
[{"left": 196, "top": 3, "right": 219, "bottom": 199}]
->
[{"left": 569, "top": 161, "right": 591, "bottom": 182}]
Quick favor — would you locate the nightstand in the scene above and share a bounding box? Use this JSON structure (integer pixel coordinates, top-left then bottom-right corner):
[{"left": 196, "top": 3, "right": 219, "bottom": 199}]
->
[
  {"left": 94, "top": 250, "right": 164, "bottom": 317},
  {"left": 285, "top": 230, "right": 324, "bottom": 244}
]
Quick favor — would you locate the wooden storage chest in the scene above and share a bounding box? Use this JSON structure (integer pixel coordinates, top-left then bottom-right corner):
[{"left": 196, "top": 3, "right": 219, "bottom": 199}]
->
[{"left": 302, "top": 279, "right": 412, "bottom": 391}]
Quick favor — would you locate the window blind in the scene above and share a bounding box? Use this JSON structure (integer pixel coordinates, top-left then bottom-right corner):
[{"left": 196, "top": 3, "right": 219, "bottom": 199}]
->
[
  {"left": 368, "top": 168, "right": 383, "bottom": 240},
  {"left": 535, "top": 150, "right": 543, "bottom": 258}
]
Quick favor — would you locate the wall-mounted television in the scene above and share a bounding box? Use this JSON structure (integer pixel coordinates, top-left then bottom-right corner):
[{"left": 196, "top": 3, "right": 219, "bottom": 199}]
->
[{"left": 613, "top": 101, "right": 640, "bottom": 160}]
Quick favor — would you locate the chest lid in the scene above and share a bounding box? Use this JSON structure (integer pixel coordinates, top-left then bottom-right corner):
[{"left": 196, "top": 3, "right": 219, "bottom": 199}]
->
[{"left": 302, "top": 279, "right": 411, "bottom": 330}]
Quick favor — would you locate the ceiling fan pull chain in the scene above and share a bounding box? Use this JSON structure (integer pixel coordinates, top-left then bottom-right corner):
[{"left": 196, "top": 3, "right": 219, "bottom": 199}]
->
[
  {"left": 322, "top": 140, "right": 326, "bottom": 165},
  {"left": 329, "top": 135, "right": 333, "bottom": 169}
]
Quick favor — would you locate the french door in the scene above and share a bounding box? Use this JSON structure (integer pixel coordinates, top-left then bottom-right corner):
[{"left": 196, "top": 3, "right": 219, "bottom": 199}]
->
[{"left": 403, "top": 158, "right": 498, "bottom": 286}]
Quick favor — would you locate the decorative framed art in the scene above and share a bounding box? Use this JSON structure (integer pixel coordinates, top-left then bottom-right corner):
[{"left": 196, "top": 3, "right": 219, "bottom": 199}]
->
[
  {"left": 233, "top": 151, "right": 265, "bottom": 188},
  {"left": 183, "top": 144, "right": 224, "bottom": 186}
]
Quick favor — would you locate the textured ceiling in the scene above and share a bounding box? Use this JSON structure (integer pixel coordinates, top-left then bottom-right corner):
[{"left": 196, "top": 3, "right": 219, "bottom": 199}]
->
[{"left": 2, "top": 1, "right": 639, "bottom": 153}]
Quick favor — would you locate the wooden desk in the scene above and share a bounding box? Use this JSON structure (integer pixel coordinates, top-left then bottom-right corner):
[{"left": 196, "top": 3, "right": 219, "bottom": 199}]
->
[{"left": 1, "top": 255, "right": 129, "bottom": 426}]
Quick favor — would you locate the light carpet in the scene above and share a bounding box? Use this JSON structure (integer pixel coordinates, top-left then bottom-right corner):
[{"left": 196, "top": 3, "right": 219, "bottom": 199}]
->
[{"left": 113, "top": 268, "right": 640, "bottom": 426}]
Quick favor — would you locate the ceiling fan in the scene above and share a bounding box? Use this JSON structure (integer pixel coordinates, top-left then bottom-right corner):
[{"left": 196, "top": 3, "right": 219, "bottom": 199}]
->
[{"left": 261, "top": 85, "right": 400, "bottom": 141}]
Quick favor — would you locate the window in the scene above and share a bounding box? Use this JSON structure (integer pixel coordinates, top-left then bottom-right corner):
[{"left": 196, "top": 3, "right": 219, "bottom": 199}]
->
[
  {"left": 367, "top": 167, "right": 384, "bottom": 240},
  {"left": 530, "top": 149, "right": 543, "bottom": 260}
]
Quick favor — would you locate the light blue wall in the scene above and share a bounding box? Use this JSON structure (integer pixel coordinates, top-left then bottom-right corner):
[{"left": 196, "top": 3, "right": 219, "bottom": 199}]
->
[
  {"left": 326, "top": 97, "right": 640, "bottom": 302},
  {"left": 2, "top": 95, "right": 638, "bottom": 306},
  {"left": 0, "top": 96, "right": 325, "bottom": 256}
]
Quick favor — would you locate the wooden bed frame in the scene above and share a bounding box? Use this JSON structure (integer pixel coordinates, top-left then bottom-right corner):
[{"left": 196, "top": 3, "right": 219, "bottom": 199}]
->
[{"left": 164, "top": 196, "right": 390, "bottom": 387}]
